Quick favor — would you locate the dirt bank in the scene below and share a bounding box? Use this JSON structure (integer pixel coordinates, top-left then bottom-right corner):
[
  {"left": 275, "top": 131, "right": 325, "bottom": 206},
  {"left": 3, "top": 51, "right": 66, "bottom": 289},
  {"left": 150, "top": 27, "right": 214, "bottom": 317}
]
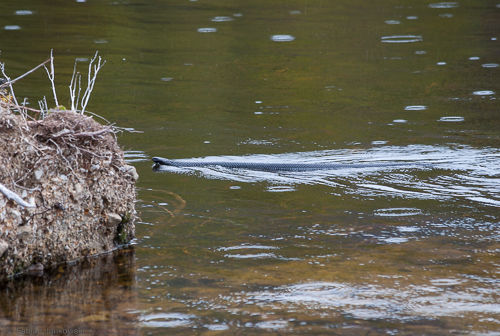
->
[{"left": 0, "top": 106, "right": 137, "bottom": 280}]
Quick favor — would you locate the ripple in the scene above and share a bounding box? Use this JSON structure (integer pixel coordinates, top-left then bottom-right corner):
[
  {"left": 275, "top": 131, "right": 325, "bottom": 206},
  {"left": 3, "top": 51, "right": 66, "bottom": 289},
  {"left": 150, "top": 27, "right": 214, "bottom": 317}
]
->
[
  {"left": 469, "top": 56, "right": 480, "bottom": 60},
  {"left": 245, "top": 280, "right": 499, "bottom": 320},
  {"left": 267, "top": 185, "right": 297, "bottom": 192},
  {"left": 382, "top": 237, "right": 409, "bottom": 244},
  {"left": 405, "top": 105, "right": 427, "bottom": 111},
  {"left": 94, "top": 39, "right": 108, "bottom": 44},
  {"left": 374, "top": 208, "right": 423, "bottom": 217},
  {"left": 473, "top": 90, "right": 495, "bottom": 96},
  {"left": 271, "top": 35, "right": 295, "bottom": 42},
  {"left": 15, "top": 10, "right": 33, "bottom": 15},
  {"left": 438, "top": 116, "right": 464, "bottom": 122},
  {"left": 256, "top": 320, "right": 289, "bottom": 330},
  {"left": 217, "top": 245, "right": 278, "bottom": 252},
  {"left": 437, "top": 61, "right": 447, "bottom": 65},
  {"left": 4, "top": 25, "right": 21, "bottom": 30},
  {"left": 385, "top": 20, "right": 401, "bottom": 24},
  {"left": 141, "top": 313, "right": 195, "bottom": 328},
  {"left": 381, "top": 35, "right": 423, "bottom": 43},
  {"left": 392, "top": 119, "right": 408, "bottom": 123},
  {"left": 211, "top": 16, "right": 234, "bottom": 22},
  {"left": 124, "top": 150, "right": 148, "bottom": 162},
  {"left": 481, "top": 63, "right": 499, "bottom": 68},
  {"left": 160, "top": 77, "right": 173, "bottom": 82},
  {"left": 198, "top": 27, "right": 217, "bottom": 33},
  {"left": 429, "top": 2, "right": 459, "bottom": 8},
  {"left": 371, "top": 140, "right": 388, "bottom": 145},
  {"left": 224, "top": 253, "right": 277, "bottom": 259}
]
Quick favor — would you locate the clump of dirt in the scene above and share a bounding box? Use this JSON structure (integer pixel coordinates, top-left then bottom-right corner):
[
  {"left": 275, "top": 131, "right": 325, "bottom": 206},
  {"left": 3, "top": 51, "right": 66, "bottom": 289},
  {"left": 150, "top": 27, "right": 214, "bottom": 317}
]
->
[{"left": 0, "top": 106, "right": 137, "bottom": 280}]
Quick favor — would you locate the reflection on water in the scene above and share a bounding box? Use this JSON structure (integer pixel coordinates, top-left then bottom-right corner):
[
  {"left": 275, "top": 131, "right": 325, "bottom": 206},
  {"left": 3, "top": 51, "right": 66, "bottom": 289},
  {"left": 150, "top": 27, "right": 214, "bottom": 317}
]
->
[
  {"left": 0, "top": 0, "right": 499, "bottom": 334},
  {"left": 0, "top": 250, "right": 138, "bottom": 335}
]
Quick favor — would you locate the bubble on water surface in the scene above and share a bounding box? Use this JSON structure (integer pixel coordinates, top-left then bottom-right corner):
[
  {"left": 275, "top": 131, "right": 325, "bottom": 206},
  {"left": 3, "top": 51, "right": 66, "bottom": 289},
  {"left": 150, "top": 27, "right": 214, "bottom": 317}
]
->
[
  {"left": 469, "top": 56, "right": 480, "bottom": 60},
  {"left": 385, "top": 20, "right": 400, "bottom": 24},
  {"left": 381, "top": 35, "right": 422, "bottom": 43},
  {"left": 438, "top": 116, "right": 464, "bottom": 122},
  {"left": 473, "top": 90, "right": 495, "bottom": 96},
  {"left": 211, "top": 16, "right": 234, "bottom": 22},
  {"left": 4, "top": 25, "right": 21, "bottom": 30},
  {"left": 15, "top": 10, "right": 33, "bottom": 15},
  {"left": 271, "top": 35, "right": 295, "bottom": 42},
  {"left": 406, "top": 16, "right": 418, "bottom": 20},
  {"left": 429, "top": 2, "right": 458, "bottom": 8},
  {"left": 405, "top": 105, "right": 427, "bottom": 111},
  {"left": 481, "top": 63, "right": 499, "bottom": 68},
  {"left": 229, "top": 185, "right": 241, "bottom": 190},
  {"left": 198, "top": 27, "right": 217, "bottom": 33},
  {"left": 392, "top": 119, "right": 408, "bottom": 123},
  {"left": 437, "top": 61, "right": 447, "bottom": 65}
]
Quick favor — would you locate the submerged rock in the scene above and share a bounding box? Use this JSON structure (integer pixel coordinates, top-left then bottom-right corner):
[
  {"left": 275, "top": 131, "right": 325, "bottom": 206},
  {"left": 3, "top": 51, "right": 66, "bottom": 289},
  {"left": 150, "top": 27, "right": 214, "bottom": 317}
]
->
[{"left": 0, "top": 106, "right": 136, "bottom": 280}]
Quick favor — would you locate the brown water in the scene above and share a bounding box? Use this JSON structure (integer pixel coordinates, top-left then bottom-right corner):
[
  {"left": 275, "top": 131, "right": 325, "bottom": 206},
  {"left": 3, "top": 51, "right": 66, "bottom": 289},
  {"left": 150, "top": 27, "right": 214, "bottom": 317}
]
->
[{"left": 1, "top": 0, "right": 499, "bottom": 335}]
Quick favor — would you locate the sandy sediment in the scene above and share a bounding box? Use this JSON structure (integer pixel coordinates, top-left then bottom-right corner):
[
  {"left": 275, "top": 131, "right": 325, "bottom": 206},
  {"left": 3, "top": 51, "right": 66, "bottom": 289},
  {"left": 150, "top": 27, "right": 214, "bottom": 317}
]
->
[{"left": 0, "top": 106, "right": 137, "bottom": 280}]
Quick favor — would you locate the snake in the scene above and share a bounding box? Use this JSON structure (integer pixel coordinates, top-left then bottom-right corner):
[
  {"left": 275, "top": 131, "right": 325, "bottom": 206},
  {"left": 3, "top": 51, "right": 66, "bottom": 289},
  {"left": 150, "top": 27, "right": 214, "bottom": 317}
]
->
[{"left": 152, "top": 156, "right": 421, "bottom": 172}]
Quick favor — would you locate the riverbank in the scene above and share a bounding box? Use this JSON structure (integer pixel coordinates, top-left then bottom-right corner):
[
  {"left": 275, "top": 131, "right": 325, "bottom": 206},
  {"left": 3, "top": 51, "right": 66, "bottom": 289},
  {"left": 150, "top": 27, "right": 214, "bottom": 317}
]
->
[{"left": 0, "top": 105, "right": 137, "bottom": 280}]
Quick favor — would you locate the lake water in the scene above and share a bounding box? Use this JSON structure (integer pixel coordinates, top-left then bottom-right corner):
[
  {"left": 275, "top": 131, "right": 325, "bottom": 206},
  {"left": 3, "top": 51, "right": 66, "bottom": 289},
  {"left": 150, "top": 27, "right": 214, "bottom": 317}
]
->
[{"left": 0, "top": 0, "right": 499, "bottom": 334}]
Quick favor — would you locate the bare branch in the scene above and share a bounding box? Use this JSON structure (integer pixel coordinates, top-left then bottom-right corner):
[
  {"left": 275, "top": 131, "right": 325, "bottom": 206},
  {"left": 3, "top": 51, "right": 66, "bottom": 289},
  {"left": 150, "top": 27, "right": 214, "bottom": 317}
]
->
[
  {"left": 0, "top": 58, "right": 50, "bottom": 89},
  {"left": 69, "top": 59, "right": 82, "bottom": 111},
  {"left": 80, "top": 51, "right": 106, "bottom": 114},
  {"left": 0, "top": 62, "right": 22, "bottom": 119},
  {"left": 0, "top": 182, "right": 36, "bottom": 208},
  {"left": 44, "top": 49, "right": 59, "bottom": 107}
]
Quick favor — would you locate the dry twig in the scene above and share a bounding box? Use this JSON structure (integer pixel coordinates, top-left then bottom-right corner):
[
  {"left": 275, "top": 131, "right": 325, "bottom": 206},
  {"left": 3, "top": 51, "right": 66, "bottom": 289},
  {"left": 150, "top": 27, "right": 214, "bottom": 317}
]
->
[{"left": 0, "top": 182, "right": 36, "bottom": 208}]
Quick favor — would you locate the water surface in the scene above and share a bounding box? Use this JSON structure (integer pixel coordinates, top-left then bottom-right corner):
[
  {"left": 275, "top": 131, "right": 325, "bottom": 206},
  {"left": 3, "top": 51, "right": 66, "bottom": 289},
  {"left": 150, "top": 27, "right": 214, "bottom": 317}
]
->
[{"left": 0, "top": 0, "right": 499, "bottom": 334}]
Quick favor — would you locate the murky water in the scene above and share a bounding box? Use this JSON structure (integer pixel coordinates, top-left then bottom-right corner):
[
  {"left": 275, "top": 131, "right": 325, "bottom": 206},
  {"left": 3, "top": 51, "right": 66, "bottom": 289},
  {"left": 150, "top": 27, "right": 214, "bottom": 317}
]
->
[{"left": 1, "top": 0, "right": 499, "bottom": 335}]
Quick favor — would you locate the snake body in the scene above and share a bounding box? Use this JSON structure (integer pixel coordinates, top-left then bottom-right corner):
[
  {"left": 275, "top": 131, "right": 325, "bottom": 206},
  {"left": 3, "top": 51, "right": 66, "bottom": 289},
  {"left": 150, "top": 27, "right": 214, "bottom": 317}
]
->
[{"left": 152, "top": 156, "right": 419, "bottom": 172}]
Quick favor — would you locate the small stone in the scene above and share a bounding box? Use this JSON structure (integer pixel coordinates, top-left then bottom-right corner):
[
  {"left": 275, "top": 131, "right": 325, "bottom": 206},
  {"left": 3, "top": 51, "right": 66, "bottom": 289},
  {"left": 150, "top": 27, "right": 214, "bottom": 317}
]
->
[
  {"left": 26, "top": 263, "right": 44, "bottom": 275},
  {"left": 0, "top": 240, "right": 8, "bottom": 257},
  {"left": 106, "top": 213, "right": 122, "bottom": 227},
  {"left": 34, "top": 168, "right": 44, "bottom": 180},
  {"left": 122, "top": 165, "right": 139, "bottom": 181},
  {"left": 16, "top": 225, "right": 32, "bottom": 239}
]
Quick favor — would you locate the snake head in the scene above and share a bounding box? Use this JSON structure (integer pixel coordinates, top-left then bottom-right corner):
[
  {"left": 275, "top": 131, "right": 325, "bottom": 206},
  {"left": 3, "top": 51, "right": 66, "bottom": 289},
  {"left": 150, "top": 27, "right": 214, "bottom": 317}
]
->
[{"left": 152, "top": 157, "right": 174, "bottom": 166}]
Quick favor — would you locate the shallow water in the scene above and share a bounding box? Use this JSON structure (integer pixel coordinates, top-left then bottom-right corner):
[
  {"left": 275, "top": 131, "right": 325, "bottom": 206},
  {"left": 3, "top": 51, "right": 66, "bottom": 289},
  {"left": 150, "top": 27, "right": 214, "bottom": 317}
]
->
[{"left": 0, "top": 0, "right": 499, "bottom": 334}]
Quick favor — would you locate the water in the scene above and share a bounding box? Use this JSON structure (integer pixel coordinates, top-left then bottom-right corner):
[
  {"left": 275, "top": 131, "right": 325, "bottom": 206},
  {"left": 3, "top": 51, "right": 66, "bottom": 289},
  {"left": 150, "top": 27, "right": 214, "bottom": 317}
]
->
[{"left": 0, "top": 0, "right": 499, "bottom": 334}]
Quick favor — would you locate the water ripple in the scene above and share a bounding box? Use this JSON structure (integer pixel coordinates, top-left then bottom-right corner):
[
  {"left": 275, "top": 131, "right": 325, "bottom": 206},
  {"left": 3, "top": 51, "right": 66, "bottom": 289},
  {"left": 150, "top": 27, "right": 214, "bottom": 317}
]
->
[
  {"left": 271, "top": 35, "right": 295, "bottom": 42},
  {"left": 381, "top": 35, "right": 423, "bottom": 43},
  {"left": 154, "top": 145, "right": 500, "bottom": 207}
]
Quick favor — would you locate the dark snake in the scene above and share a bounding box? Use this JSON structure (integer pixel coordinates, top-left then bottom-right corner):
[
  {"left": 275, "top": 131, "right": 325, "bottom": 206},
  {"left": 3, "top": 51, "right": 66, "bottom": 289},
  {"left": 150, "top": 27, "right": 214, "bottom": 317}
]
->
[{"left": 152, "top": 157, "right": 424, "bottom": 172}]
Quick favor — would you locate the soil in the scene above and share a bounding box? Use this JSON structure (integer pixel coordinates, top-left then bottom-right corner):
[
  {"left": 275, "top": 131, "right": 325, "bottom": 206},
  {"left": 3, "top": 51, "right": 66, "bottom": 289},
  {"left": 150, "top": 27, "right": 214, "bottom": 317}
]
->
[{"left": 0, "top": 105, "right": 137, "bottom": 280}]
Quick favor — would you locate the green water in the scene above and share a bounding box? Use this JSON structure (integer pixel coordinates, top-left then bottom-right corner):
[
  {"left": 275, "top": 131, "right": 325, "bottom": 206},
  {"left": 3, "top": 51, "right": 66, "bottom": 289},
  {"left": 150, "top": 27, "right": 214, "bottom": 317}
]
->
[{"left": 0, "top": 0, "right": 499, "bottom": 335}]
